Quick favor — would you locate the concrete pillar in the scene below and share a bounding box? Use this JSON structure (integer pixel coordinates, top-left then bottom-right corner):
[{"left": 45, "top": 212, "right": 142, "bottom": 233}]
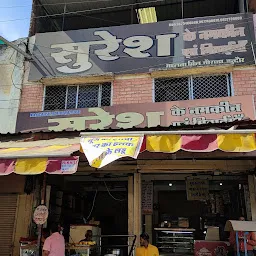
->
[
  {"left": 134, "top": 173, "right": 141, "bottom": 247},
  {"left": 128, "top": 176, "right": 134, "bottom": 253}
]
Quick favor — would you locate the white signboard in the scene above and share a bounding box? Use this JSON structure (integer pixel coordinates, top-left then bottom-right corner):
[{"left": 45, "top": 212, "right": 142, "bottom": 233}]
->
[{"left": 33, "top": 205, "right": 48, "bottom": 225}]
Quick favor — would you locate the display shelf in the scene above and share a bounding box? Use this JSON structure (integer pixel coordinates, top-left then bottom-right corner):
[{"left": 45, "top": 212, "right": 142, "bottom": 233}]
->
[
  {"left": 20, "top": 244, "right": 37, "bottom": 256},
  {"left": 65, "top": 245, "right": 97, "bottom": 256},
  {"left": 155, "top": 228, "right": 195, "bottom": 256}
]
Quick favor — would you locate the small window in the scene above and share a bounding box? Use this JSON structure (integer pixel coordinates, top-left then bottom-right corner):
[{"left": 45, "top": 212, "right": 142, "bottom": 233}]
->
[
  {"left": 154, "top": 77, "right": 189, "bottom": 102},
  {"left": 192, "top": 75, "right": 230, "bottom": 99},
  {"left": 154, "top": 74, "right": 232, "bottom": 102},
  {"left": 44, "top": 83, "right": 112, "bottom": 111}
]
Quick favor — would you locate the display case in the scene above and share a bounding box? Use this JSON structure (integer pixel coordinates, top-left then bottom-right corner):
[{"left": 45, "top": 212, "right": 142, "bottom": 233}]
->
[
  {"left": 155, "top": 228, "right": 195, "bottom": 256},
  {"left": 20, "top": 244, "right": 37, "bottom": 256},
  {"left": 65, "top": 245, "right": 97, "bottom": 256}
]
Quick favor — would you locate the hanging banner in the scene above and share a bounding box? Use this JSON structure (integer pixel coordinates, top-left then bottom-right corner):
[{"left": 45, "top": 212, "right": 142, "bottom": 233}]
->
[
  {"left": 142, "top": 182, "right": 153, "bottom": 215},
  {"left": 186, "top": 178, "right": 209, "bottom": 201},
  {"left": 80, "top": 136, "right": 144, "bottom": 168}
]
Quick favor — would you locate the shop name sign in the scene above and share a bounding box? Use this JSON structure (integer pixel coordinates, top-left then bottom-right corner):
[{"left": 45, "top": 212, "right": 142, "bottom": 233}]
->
[
  {"left": 16, "top": 95, "right": 255, "bottom": 133},
  {"left": 28, "top": 13, "right": 254, "bottom": 80}
]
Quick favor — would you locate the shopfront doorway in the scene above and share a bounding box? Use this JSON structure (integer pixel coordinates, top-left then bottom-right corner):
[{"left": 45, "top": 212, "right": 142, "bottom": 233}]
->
[
  {"left": 45, "top": 174, "right": 129, "bottom": 256},
  {"left": 142, "top": 173, "right": 250, "bottom": 256}
]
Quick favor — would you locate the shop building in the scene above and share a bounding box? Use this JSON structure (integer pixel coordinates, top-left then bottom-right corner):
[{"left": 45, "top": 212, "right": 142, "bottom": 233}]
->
[
  {"left": 2, "top": 1, "right": 256, "bottom": 256},
  {"left": 0, "top": 39, "right": 25, "bottom": 134},
  {"left": 0, "top": 40, "right": 34, "bottom": 256}
]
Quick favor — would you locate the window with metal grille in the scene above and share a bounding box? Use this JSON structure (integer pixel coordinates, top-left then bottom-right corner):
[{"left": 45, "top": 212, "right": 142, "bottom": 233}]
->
[
  {"left": 44, "top": 83, "right": 112, "bottom": 110},
  {"left": 154, "top": 74, "right": 232, "bottom": 102}
]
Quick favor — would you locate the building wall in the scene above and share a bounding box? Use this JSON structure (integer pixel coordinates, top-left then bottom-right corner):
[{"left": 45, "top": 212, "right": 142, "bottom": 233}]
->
[
  {"left": 112, "top": 75, "right": 153, "bottom": 105},
  {"left": 0, "top": 39, "right": 26, "bottom": 133},
  {"left": 233, "top": 67, "right": 256, "bottom": 101},
  {"left": 19, "top": 66, "right": 256, "bottom": 113},
  {"left": 19, "top": 61, "right": 44, "bottom": 112}
]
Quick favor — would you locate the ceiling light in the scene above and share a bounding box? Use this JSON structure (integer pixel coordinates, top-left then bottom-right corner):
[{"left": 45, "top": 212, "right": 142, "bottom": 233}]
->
[
  {"left": 219, "top": 183, "right": 223, "bottom": 186},
  {"left": 169, "top": 183, "right": 173, "bottom": 187}
]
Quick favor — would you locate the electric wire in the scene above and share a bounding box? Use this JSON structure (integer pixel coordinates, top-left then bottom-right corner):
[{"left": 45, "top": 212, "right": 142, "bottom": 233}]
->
[
  {"left": 0, "top": 0, "right": 164, "bottom": 23},
  {"left": 103, "top": 180, "right": 126, "bottom": 201},
  {"left": 0, "top": 0, "right": 161, "bottom": 8},
  {"left": 84, "top": 189, "right": 98, "bottom": 223}
]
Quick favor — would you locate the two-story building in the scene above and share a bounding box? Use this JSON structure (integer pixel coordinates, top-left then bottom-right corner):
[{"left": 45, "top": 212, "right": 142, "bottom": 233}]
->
[{"left": 2, "top": 0, "right": 256, "bottom": 256}]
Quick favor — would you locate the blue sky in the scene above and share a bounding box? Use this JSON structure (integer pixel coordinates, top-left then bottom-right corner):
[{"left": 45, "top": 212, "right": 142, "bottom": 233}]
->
[{"left": 0, "top": 0, "right": 32, "bottom": 41}]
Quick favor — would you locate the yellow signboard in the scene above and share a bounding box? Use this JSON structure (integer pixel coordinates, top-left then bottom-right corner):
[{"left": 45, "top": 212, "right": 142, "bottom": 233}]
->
[{"left": 80, "top": 136, "right": 144, "bottom": 168}]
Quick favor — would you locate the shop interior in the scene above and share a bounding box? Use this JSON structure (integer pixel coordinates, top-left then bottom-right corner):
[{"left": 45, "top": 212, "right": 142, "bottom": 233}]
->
[
  {"left": 142, "top": 173, "right": 249, "bottom": 256},
  {"left": 44, "top": 174, "right": 129, "bottom": 256},
  {"left": 35, "top": 169, "right": 251, "bottom": 256}
]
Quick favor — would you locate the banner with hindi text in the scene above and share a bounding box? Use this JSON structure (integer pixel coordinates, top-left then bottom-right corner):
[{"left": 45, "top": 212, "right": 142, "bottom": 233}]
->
[{"left": 80, "top": 136, "right": 144, "bottom": 168}]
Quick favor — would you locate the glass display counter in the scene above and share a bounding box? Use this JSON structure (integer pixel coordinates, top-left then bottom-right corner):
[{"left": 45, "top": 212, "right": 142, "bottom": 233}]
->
[
  {"left": 65, "top": 245, "right": 97, "bottom": 256},
  {"left": 155, "top": 228, "right": 196, "bottom": 256}
]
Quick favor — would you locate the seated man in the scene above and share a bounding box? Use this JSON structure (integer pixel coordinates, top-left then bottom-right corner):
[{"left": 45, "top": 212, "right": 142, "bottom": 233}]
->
[{"left": 80, "top": 230, "right": 93, "bottom": 243}]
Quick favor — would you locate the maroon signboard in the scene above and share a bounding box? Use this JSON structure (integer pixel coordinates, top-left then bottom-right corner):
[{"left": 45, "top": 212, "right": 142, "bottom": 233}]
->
[
  {"left": 194, "top": 241, "right": 229, "bottom": 256},
  {"left": 15, "top": 95, "right": 256, "bottom": 133}
]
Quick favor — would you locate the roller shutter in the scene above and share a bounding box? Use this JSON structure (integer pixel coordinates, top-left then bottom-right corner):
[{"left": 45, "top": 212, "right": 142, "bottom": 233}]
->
[{"left": 0, "top": 194, "right": 18, "bottom": 256}]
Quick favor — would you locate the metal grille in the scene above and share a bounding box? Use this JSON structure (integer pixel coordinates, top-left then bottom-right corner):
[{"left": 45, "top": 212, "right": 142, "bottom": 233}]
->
[
  {"left": 154, "top": 74, "right": 231, "bottom": 102},
  {"left": 44, "top": 86, "right": 66, "bottom": 110},
  {"left": 192, "top": 75, "right": 230, "bottom": 99},
  {"left": 154, "top": 77, "right": 189, "bottom": 102},
  {"left": 44, "top": 83, "right": 112, "bottom": 110},
  {"left": 78, "top": 85, "right": 99, "bottom": 108}
]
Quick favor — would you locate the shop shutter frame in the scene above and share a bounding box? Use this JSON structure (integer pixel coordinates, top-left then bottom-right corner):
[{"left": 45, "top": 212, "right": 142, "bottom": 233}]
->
[{"left": 0, "top": 194, "right": 18, "bottom": 256}]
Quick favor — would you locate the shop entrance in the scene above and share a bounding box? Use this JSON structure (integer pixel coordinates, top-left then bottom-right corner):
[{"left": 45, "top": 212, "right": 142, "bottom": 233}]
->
[
  {"left": 142, "top": 173, "right": 250, "bottom": 256},
  {"left": 45, "top": 175, "right": 129, "bottom": 256}
]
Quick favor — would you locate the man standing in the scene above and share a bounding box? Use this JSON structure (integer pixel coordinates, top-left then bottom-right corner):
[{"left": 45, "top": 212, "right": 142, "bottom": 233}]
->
[
  {"left": 136, "top": 233, "right": 159, "bottom": 256},
  {"left": 229, "top": 217, "right": 256, "bottom": 256},
  {"left": 43, "top": 223, "right": 65, "bottom": 256}
]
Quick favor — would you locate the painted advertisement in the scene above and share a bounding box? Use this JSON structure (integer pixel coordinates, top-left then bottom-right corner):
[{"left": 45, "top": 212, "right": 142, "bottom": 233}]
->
[
  {"left": 194, "top": 241, "right": 229, "bottom": 256},
  {"left": 15, "top": 95, "right": 256, "bottom": 133},
  {"left": 29, "top": 13, "right": 254, "bottom": 80}
]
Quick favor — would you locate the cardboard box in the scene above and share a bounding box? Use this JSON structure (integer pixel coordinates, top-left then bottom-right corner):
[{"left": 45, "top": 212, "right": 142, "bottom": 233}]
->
[{"left": 178, "top": 218, "right": 189, "bottom": 228}]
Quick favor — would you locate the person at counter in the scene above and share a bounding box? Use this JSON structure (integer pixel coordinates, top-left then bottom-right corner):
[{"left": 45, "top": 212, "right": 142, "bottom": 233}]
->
[
  {"left": 42, "top": 228, "right": 50, "bottom": 245},
  {"left": 136, "top": 233, "right": 159, "bottom": 256},
  {"left": 80, "top": 230, "right": 93, "bottom": 243},
  {"left": 229, "top": 217, "right": 256, "bottom": 256},
  {"left": 43, "top": 223, "right": 65, "bottom": 256}
]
